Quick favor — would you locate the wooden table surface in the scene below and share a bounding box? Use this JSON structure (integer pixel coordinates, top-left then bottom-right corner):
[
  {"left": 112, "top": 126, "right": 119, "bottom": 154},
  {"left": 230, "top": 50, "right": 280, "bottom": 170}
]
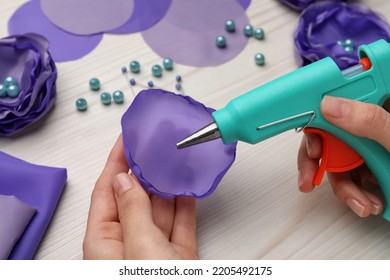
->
[{"left": 1, "top": 0, "right": 390, "bottom": 260}]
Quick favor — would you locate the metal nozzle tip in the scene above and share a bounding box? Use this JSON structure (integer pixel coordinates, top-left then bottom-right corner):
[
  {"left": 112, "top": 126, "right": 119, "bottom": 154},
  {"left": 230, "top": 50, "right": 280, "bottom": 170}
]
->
[{"left": 176, "top": 122, "right": 221, "bottom": 149}]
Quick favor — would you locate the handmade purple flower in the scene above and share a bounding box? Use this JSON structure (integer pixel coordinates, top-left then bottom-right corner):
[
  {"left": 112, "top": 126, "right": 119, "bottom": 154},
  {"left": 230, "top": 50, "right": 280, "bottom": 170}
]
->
[
  {"left": 278, "top": 0, "right": 345, "bottom": 11},
  {"left": 121, "top": 89, "right": 237, "bottom": 198},
  {"left": 294, "top": 1, "right": 390, "bottom": 69},
  {"left": 0, "top": 33, "right": 57, "bottom": 136}
]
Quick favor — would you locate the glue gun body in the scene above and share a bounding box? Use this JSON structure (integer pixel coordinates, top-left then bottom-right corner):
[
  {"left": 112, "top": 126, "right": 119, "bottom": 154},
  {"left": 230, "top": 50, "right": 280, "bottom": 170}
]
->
[{"left": 212, "top": 39, "right": 390, "bottom": 220}]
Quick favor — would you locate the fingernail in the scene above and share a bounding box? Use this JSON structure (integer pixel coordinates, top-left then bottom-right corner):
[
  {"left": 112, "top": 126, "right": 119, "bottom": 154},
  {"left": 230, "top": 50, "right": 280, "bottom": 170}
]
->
[
  {"left": 371, "top": 203, "right": 382, "bottom": 215},
  {"left": 114, "top": 173, "right": 134, "bottom": 196},
  {"left": 322, "top": 96, "right": 350, "bottom": 118},
  {"left": 346, "top": 198, "right": 365, "bottom": 217}
]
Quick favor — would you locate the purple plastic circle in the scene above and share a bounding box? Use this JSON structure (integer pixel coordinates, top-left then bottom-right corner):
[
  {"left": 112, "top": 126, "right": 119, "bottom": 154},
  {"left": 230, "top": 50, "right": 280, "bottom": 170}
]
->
[{"left": 121, "top": 89, "right": 237, "bottom": 198}]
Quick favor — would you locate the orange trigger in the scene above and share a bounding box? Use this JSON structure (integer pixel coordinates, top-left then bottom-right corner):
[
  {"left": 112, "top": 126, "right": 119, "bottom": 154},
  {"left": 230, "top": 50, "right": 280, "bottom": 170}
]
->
[{"left": 303, "top": 128, "right": 365, "bottom": 186}]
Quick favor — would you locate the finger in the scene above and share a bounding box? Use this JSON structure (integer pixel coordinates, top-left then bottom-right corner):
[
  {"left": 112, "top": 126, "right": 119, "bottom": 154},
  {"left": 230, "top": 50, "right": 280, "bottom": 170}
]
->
[
  {"left": 305, "top": 133, "right": 322, "bottom": 159},
  {"left": 327, "top": 172, "right": 374, "bottom": 217},
  {"left": 171, "top": 196, "right": 198, "bottom": 258},
  {"left": 297, "top": 136, "right": 319, "bottom": 193},
  {"left": 151, "top": 195, "right": 175, "bottom": 239},
  {"left": 321, "top": 96, "right": 390, "bottom": 151}
]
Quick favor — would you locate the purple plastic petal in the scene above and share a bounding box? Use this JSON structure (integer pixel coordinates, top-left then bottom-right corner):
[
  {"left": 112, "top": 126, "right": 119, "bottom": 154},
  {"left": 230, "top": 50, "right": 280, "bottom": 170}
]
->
[
  {"left": 0, "top": 33, "right": 58, "bottom": 136},
  {"left": 278, "top": 0, "right": 345, "bottom": 11},
  {"left": 0, "top": 152, "right": 67, "bottom": 259},
  {"left": 109, "top": 0, "right": 172, "bottom": 34},
  {"left": 40, "top": 0, "right": 134, "bottom": 35},
  {"left": 294, "top": 1, "right": 390, "bottom": 69},
  {"left": 121, "top": 89, "right": 237, "bottom": 198},
  {"left": 0, "top": 195, "right": 36, "bottom": 260},
  {"left": 142, "top": 0, "right": 249, "bottom": 67},
  {"left": 237, "top": 0, "right": 251, "bottom": 10},
  {"left": 8, "top": 1, "right": 103, "bottom": 62}
]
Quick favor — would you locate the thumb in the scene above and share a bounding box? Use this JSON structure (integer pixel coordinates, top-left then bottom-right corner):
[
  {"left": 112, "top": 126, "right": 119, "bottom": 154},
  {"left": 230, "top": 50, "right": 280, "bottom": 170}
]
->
[{"left": 321, "top": 96, "right": 390, "bottom": 151}]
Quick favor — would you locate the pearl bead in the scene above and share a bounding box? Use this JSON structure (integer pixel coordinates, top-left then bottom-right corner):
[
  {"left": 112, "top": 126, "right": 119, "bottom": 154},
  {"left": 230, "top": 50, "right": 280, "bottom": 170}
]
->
[
  {"left": 344, "top": 38, "right": 354, "bottom": 47},
  {"left": 75, "top": 98, "right": 88, "bottom": 111},
  {"left": 216, "top": 35, "right": 227, "bottom": 48},
  {"left": 129, "top": 78, "right": 136, "bottom": 86},
  {"left": 130, "top": 61, "right": 141, "bottom": 73},
  {"left": 254, "top": 28, "right": 265, "bottom": 40},
  {"left": 4, "top": 76, "right": 17, "bottom": 86},
  {"left": 148, "top": 80, "right": 154, "bottom": 88},
  {"left": 121, "top": 66, "right": 127, "bottom": 74},
  {"left": 100, "top": 92, "right": 112, "bottom": 105},
  {"left": 344, "top": 46, "right": 354, "bottom": 53},
  {"left": 176, "top": 75, "right": 182, "bottom": 82},
  {"left": 163, "top": 58, "right": 174, "bottom": 71},
  {"left": 225, "top": 19, "right": 235, "bottom": 32},
  {"left": 255, "top": 53, "right": 265, "bottom": 65},
  {"left": 0, "top": 84, "right": 6, "bottom": 97},
  {"left": 152, "top": 64, "right": 163, "bottom": 77},
  {"left": 243, "top": 24, "right": 254, "bottom": 37},
  {"left": 89, "top": 78, "right": 100, "bottom": 91},
  {"left": 113, "top": 90, "right": 124, "bottom": 104},
  {"left": 6, "top": 84, "right": 20, "bottom": 97},
  {"left": 175, "top": 83, "right": 182, "bottom": 91}
]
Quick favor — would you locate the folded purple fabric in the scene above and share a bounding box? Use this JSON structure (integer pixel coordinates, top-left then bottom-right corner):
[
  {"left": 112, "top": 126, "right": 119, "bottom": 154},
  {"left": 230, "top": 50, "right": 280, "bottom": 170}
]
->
[
  {"left": 0, "top": 152, "right": 67, "bottom": 259},
  {"left": 0, "top": 195, "right": 36, "bottom": 260}
]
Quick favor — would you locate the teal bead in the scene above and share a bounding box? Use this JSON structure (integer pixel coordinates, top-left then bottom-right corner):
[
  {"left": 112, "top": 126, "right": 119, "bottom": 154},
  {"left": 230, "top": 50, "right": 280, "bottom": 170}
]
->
[
  {"left": 162, "top": 57, "right": 174, "bottom": 71},
  {"left": 254, "top": 28, "right": 265, "bottom": 40},
  {"left": 130, "top": 61, "right": 141, "bottom": 73},
  {"left": 344, "top": 38, "right": 354, "bottom": 47},
  {"left": 4, "top": 76, "right": 17, "bottom": 86},
  {"left": 255, "top": 53, "right": 265, "bottom": 65},
  {"left": 89, "top": 78, "right": 100, "bottom": 91},
  {"left": 113, "top": 90, "right": 124, "bottom": 104},
  {"left": 6, "top": 84, "right": 20, "bottom": 98},
  {"left": 216, "top": 35, "right": 227, "bottom": 48},
  {"left": 344, "top": 46, "right": 354, "bottom": 53},
  {"left": 225, "top": 19, "right": 235, "bottom": 32},
  {"left": 76, "top": 98, "right": 88, "bottom": 111},
  {"left": 100, "top": 92, "right": 112, "bottom": 105},
  {"left": 243, "top": 24, "right": 254, "bottom": 37},
  {"left": 152, "top": 64, "right": 163, "bottom": 77},
  {"left": 0, "top": 84, "right": 6, "bottom": 97}
]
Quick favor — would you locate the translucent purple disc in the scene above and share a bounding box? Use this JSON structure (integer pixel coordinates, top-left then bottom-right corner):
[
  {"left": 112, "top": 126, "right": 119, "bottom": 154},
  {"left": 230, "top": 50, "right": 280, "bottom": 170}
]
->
[
  {"left": 40, "top": 0, "right": 134, "bottom": 35},
  {"left": 8, "top": 1, "right": 103, "bottom": 62},
  {"left": 121, "top": 89, "right": 237, "bottom": 198},
  {"left": 108, "top": 0, "right": 172, "bottom": 34},
  {"left": 142, "top": 0, "right": 249, "bottom": 66}
]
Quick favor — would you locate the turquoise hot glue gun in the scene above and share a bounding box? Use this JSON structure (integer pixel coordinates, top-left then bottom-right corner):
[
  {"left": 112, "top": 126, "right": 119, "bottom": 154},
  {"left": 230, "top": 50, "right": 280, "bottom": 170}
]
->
[{"left": 177, "top": 39, "right": 390, "bottom": 220}]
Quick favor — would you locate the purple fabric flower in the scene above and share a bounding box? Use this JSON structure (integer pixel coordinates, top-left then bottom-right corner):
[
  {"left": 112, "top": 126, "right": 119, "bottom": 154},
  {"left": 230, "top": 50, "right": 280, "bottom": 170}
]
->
[
  {"left": 121, "top": 89, "right": 237, "bottom": 199},
  {"left": 0, "top": 33, "right": 57, "bottom": 136},
  {"left": 294, "top": 1, "right": 390, "bottom": 69},
  {"left": 279, "top": 0, "right": 345, "bottom": 11}
]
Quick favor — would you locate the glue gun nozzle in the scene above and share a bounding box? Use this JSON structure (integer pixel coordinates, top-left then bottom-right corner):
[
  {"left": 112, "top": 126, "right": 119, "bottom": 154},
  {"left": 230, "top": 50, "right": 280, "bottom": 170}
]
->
[{"left": 176, "top": 122, "right": 221, "bottom": 149}]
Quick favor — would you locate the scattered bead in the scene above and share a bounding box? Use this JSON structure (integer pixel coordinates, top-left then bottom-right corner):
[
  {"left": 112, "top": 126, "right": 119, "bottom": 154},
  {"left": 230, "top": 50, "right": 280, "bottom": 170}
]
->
[
  {"left": 100, "top": 92, "right": 112, "bottom": 105},
  {"left": 75, "top": 98, "right": 88, "bottom": 111},
  {"left": 113, "top": 90, "right": 124, "bottom": 104},
  {"left": 6, "top": 84, "right": 20, "bottom": 98},
  {"left": 129, "top": 78, "right": 136, "bottom": 86},
  {"left": 337, "top": 38, "right": 355, "bottom": 53},
  {"left": 163, "top": 58, "right": 174, "bottom": 71},
  {"left": 175, "top": 83, "right": 182, "bottom": 91},
  {"left": 130, "top": 60, "right": 141, "bottom": 73},
  {"left": 89, "top": 78, "right": 101, "bottom": 91},
  {"left": 254, "top": 28, "right": 265, "bottom": 40},
  {"left": 4, "top": 76, "right": 17, "bottom": 86},
  {"left": 121, "top": 66, "right": 127, "bottom": 74},
  {"left": 243, "top": 24, "right": 254, "bottom": 37},
  {"left": 0, "top": 84, "right": 6, "bottom": 97},
  {"left": 344, "top": 46, "right": 354, "bottom": 53},
  {"left": 255, "top": 53, "right": 265, "bottom": 65},
  {"left": 148, "top": 80, "right": 154, "bottom": 87},
  {"left": 152, "top": 64, "right": 163, "bottom": 77},
  {"left": 216, "top": 35, "right": 227, "bottom": 48},
  {"left": 225, "top": 19, "right": 236, "bottom": 32},
  {"left": 176, "top": 75, "right": 182, "bottom": 82}
]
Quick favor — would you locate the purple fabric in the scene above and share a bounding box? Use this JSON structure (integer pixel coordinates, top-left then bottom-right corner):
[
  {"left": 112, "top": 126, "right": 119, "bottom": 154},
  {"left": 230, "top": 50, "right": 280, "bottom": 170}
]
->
[
  {"left": 0, "top": 33, "right": 57, "bottom": 136},
  {"left": 0, "top": 152, "right": 67, "bottom": 260},
  {"left": 109, "top": 0, "right": 172, "bottom": 34},
  {"left": 8, "top": 1, "right": 103, "bottom": 62},
  {"left": 278, "top": 0, "right": 345, "bottom": 11},
  {"left": 237, "top": 0, "right": 251, "bottom": 10},
  {"left": 0, "top": 195, "right": 36, "bottom": 260},
  {"left": 142, "top": 0, "right": 249, "bottom": 66},
  {"left": 294, "top": 1, "right": 390, "bottom": 69},
  {"left": 40, "top": 0, "right": 134, "bottom": 35},
  {"left": 121, "top": 89, "right": 237, "bottom": 198}
]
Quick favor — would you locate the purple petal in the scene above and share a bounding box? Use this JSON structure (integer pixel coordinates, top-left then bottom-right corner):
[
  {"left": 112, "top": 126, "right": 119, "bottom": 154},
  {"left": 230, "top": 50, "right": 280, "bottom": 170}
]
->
[
  {"left": 121, "top": 89, "right": 237, "bottom": 198},
  {"left": 294, "top": 1, "right": 390, "bottom": 69},
  {"left": 278, "top": 0, "right": 346, "bottom": 11},
  {"left": 237, "top": 0, "right": 251, "bottom": 10}
]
